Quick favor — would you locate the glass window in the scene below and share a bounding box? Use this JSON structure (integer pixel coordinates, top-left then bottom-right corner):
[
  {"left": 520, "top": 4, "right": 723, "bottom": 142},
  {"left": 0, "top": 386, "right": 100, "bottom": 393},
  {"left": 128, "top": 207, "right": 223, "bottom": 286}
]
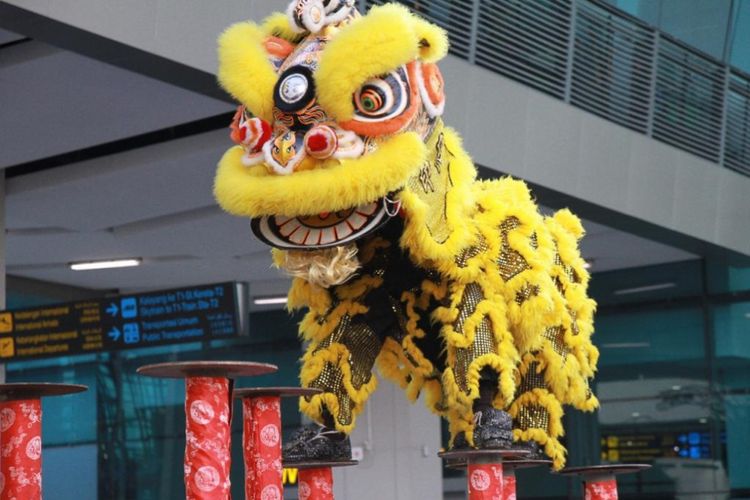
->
[
  {"left": 659, "top": 0, "right": 732, "bottom": 59},
  {"left": 605, "top": 0, "right": 662, "bottom": 26},
  {"left": 729, "top": 0, "right": 750, "bottom": 73},
  {"left": 592, "top": 263, "right": 721, "bottom": 497},
  {"left": 715, "top": 300, "right": 750, "bottom": 491}
]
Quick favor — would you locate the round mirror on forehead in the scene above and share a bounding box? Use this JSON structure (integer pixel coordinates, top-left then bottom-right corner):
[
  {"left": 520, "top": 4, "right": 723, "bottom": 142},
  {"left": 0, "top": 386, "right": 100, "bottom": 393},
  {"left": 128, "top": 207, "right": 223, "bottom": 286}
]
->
[
  {"left": 274, "top": 66, "right": 316, "bottom": 112},
  {"left": 280, "top": 73, "right": 308, "bottom": 104}
]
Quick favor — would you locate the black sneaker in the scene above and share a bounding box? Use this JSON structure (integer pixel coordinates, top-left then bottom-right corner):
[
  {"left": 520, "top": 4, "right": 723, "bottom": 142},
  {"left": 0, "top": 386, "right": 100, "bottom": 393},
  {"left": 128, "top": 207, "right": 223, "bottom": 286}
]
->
[
  {"left": 451, "top": 408, "right": 514, "bottom": 450},
  {"left": 282, "top": 423, "right": 352, "bottom": 463}
]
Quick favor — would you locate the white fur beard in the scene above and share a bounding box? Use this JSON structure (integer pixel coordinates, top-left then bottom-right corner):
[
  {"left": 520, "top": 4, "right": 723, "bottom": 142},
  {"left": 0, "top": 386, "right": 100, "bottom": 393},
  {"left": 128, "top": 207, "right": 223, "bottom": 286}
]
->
[{"left": 276, "top": 243, "right": 360, "bottom": 288}]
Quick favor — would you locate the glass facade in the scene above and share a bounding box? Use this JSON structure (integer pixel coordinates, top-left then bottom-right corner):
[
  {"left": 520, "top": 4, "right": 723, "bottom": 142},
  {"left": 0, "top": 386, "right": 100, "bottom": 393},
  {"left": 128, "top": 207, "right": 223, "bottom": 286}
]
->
[
  {"left": 607, "top": 0, "right": 750, "bottom": 74},
  {"left": 7, "top": 257, "right": 750, "bottom": 498},
  {"left": 4, "top": 307, "right": 306, "bottom": 499},
  {"left": 445, "top": 258, "right": 750, "bottom": 498}
]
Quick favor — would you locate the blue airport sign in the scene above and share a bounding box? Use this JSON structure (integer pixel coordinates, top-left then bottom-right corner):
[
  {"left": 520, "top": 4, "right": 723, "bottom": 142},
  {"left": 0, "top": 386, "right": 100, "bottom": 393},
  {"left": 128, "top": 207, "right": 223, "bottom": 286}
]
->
[{"left": 0, "top": 282, "right": 244, "bottom": 360}]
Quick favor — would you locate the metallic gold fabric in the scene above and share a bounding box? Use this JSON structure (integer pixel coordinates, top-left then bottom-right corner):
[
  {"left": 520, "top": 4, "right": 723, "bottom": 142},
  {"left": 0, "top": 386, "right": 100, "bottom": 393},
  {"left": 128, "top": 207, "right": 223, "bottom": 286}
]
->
[
  {"left": 498, "top": 217, "right": 529, "bottom": 281},
  {"left": 456, "top": 236, "right": 488, "bottom": 268},
  {"left": 515, "top": 284, "right": 540, "bottom": 305},
  {"left": 452, "top": 283, "right": 496, "bottom": 390},
  {"left": 516, "top": 404, "right": 550, "bottom": 432},
  {"left": 340, "top": 323, "right": 381, "bottom": 388},
  {"left": 515, "top": 361, "right": 551, "bottom": 431},
  {"left": 308, "top": 313, "right": 381, "bottom": 426},
  {"left": 543, "top": 326, "right": 568, "bottom": 359},
  {"left": 517, "top": 361, "right": 545, "bottom": 395}
]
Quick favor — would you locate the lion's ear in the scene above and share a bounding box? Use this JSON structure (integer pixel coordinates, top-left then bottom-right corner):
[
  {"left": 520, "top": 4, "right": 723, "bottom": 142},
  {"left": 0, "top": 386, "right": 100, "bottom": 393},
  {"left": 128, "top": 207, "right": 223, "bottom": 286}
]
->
[
  {"left": 412, "top": 17, "right": 449, "bottom": 63},
  {"left": 217, "top": 22, "right": 279, "bottom": 122}
]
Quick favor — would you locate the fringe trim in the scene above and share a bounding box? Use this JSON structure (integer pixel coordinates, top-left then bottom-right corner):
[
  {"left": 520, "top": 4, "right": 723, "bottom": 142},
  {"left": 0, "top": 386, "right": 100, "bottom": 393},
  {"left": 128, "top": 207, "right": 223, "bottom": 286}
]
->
[{"left": 299, "top": 342, "right": 379, "bottom": 434}]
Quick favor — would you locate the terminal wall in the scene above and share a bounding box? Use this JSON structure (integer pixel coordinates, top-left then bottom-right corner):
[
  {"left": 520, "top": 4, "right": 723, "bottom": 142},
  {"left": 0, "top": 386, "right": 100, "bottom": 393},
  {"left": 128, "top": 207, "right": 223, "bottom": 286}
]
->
[{"left": 2, "top": 0, "right": 750, "bottom": 259}]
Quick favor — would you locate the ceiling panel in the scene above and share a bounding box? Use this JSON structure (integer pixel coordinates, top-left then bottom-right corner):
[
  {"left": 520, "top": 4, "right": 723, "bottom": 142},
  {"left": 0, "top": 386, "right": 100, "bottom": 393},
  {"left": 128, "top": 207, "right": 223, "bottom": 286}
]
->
[
  {"left": 11, "top": 255, "right": 283, "bottom": 291},
  {"left": 0, "top": 40, "right": 231, "bottom": 168},
  {"left": 0, "top": 28, "right": 24, "bottom": 45},
  {"left": 6, "top": 130, "right": 230, "bottom": 232}
]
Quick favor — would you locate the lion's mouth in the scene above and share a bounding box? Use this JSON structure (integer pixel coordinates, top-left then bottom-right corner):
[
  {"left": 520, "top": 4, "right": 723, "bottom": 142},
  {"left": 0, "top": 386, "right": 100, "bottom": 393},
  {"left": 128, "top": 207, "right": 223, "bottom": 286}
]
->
[{"left": 251, "top": 195, "right": 400, "bottom": 249}]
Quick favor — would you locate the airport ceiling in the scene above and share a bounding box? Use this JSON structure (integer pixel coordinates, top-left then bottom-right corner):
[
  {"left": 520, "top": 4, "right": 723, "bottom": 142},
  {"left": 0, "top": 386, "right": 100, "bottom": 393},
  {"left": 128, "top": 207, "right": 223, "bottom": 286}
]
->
[{"left": 0, "top": 27, "right": 697, "bottom": 302}]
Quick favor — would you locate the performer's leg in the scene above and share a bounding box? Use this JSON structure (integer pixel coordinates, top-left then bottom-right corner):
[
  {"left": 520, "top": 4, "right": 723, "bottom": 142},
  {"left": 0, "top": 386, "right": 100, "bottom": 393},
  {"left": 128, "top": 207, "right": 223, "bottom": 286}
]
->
[
  {"left": 437, "top": 279, "right": 519, "bottom": 450},
  {"left": 283, "top": 236, "right": 404, "bottom": 461}
]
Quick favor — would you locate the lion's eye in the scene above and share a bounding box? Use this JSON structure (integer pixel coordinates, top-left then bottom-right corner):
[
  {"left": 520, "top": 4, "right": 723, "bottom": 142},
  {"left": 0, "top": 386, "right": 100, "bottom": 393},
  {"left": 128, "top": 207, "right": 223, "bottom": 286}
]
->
[
  {"left": 352, "top": 70, "right": 408, "bottom": 122},
  {"left": 357, "top": 87, "right": 385, "bottom": 114}
]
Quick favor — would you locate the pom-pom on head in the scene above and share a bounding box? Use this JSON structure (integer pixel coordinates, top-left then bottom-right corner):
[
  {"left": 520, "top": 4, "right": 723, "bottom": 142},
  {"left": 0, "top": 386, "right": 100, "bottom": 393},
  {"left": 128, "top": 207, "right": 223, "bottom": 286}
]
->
[{"left": 287, "top": 0, "right": 358, "bottom": 34}]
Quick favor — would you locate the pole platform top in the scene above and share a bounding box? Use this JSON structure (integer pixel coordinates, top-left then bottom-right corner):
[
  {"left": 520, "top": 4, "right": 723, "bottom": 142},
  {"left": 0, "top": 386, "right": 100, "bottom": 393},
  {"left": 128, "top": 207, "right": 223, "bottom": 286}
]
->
[
  {"left": 0, "top": 383, "right": 88, "bottom": 401},
  {"left": 557, "top": 464, "right": 651, "bottom": 477},
  {"left": 448, "top": 457, "right": 553, "bottom": 470},
  {"left": 439, "top": 448, "right": 530, "bottom": 460},
  {"left": 136, "top": 361, "right": 277, "bottom": 379},
  {"left": 505, "top": 459, "right": 553, "bottom": 470},
  {"left": 234, "top": 387, "right": 322, "bottom": 399},
  {"left": 284, "top": 460, "right": 359, "bottom": 470}
]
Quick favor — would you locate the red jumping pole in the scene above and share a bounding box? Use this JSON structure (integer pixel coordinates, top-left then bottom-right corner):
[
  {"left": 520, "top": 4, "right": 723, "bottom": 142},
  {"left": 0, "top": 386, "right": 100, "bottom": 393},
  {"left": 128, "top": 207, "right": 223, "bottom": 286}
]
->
[
  {"left": 297, "top": 467, "right": 334, "bottom": 500},
  {"left": 234, "top": 387, "right": 321, "bottom": 500},
  {"left": 0, "top": 383, "right": 87, "bottom": 500},
  {"left": 137, "top": 361, "right": 277, "bottom": 499},
  {"left": 290, "top": 461, "right": 357, "bottom": 500},
  {"left": 502, "top": 460, "right": 552, "bottom": 500},
  {"left": 440, "top": 449, "right": 529, "bottom": 500},
  {"left": 557, "top": 464, "right": 651, "bottom": 500}
]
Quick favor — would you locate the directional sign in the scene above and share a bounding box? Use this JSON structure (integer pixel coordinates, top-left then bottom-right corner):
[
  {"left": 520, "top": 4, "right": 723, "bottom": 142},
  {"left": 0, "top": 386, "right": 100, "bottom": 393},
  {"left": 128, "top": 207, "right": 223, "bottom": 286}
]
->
[{"left": 0, "top": 283, "right": 245, "bottom": 361}]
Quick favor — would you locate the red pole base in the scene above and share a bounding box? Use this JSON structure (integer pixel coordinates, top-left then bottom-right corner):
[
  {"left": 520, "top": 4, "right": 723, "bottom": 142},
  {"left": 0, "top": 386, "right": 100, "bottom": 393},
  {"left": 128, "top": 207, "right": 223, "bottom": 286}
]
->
[
  {"left": 184, "top": 377, "right": 232, "bottom": 499},
  {"left": 298, "top": 467, "right": 334, "bottom": 500},
  {"left": 584, "top": 477, "right": 618, "bottom": 500},
  {"left": 502, "top": 467, "right": 517, "bottom": 500},
  {"left": 467, "top": 460, "right": 503, "bottom": 499},
  {"left": 0, "top": 399, "right": 42, "bottom": 499},
  {"left": 243, "top": 396, "right": 283, "bottom": 500}
]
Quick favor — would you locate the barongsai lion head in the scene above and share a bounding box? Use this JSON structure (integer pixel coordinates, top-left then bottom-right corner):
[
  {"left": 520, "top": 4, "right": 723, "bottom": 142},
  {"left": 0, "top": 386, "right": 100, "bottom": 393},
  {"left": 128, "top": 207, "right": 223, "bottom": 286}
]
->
[{"left": 214, "top": 1, "right": 454, "bottom": 286}]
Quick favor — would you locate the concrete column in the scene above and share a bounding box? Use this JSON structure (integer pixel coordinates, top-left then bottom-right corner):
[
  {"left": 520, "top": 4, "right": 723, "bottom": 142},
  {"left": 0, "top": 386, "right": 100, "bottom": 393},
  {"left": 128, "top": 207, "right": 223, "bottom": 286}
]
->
[
  {"left": 0, "top": 176, "right": 5, "bottom": 383},
  {"left": 334, "top": 379, "right": 443, "bottom": 499}
]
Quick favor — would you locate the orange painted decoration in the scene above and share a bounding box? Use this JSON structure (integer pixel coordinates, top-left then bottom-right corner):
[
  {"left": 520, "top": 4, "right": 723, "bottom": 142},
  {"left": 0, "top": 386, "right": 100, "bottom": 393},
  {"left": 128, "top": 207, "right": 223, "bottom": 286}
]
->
[
  {"left": 421, "top": 63, "right": 445, "bottom": 105},
  {"left": 264, "top": 37, "right": 296, "bottom": 59}
]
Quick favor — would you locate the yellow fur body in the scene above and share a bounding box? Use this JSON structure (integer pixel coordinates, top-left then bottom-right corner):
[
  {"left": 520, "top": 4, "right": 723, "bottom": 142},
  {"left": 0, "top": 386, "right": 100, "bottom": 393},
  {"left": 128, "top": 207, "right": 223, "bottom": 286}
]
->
[{"left": 214, "top": 3, "right": 598, "bottom": 470}]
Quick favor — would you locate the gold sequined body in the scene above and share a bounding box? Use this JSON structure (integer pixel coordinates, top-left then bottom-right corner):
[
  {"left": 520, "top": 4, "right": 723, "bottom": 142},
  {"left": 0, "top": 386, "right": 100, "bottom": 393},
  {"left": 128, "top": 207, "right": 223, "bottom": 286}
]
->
[{"left": 291, "top": 127, "right": 598, "bottom": 470}]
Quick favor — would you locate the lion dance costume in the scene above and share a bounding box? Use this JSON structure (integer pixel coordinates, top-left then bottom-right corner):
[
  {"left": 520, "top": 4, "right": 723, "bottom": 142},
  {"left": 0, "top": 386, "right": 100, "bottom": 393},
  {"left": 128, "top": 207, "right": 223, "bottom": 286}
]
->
[{"left": 214, "top": 0, "right": 599, "bottom": 469}]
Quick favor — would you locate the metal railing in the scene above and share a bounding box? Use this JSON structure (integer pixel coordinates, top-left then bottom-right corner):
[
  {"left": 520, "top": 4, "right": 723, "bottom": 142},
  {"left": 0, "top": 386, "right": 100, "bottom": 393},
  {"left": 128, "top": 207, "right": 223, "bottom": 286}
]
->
[{"left": 362, "top": 0, "right": 750, "bottom": 177}]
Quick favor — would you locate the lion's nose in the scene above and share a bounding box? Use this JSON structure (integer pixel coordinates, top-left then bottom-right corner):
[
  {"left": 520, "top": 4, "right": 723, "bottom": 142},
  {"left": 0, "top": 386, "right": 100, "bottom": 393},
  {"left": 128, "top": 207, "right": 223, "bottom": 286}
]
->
[{"left": 304, "top": 125, "right": 338, "bottom": 160}]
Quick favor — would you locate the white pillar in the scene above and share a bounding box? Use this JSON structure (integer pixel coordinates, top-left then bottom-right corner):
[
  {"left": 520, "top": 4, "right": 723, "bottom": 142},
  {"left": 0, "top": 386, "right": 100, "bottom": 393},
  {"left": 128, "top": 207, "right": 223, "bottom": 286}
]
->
[{"left": 334, "top": 379, "right": 443, "bottom": 499}]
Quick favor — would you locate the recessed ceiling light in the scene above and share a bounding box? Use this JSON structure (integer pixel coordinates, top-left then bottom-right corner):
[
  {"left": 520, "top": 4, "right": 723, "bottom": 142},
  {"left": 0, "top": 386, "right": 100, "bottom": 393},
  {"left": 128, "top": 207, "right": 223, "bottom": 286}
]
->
[
  {"left": 613, "top": 282, "right": 676, "bottom": 295},
  {"left": 70, "top": 258, "right": 141, "bottom": 271},
  {"left": 671, "top": 385, "right": 682, "bottom": 391},
  {"left": 699, "top": 418, "right": 708, "bottom": 424},
  {"left": 253, "top": 296, "right": 288, "bottom": 305},
  {"left": 583, "top": 259, "right": 593, "bottom": 270},
  {"left": 631, "top": 412, "right": 640, "bottom": 418}
]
